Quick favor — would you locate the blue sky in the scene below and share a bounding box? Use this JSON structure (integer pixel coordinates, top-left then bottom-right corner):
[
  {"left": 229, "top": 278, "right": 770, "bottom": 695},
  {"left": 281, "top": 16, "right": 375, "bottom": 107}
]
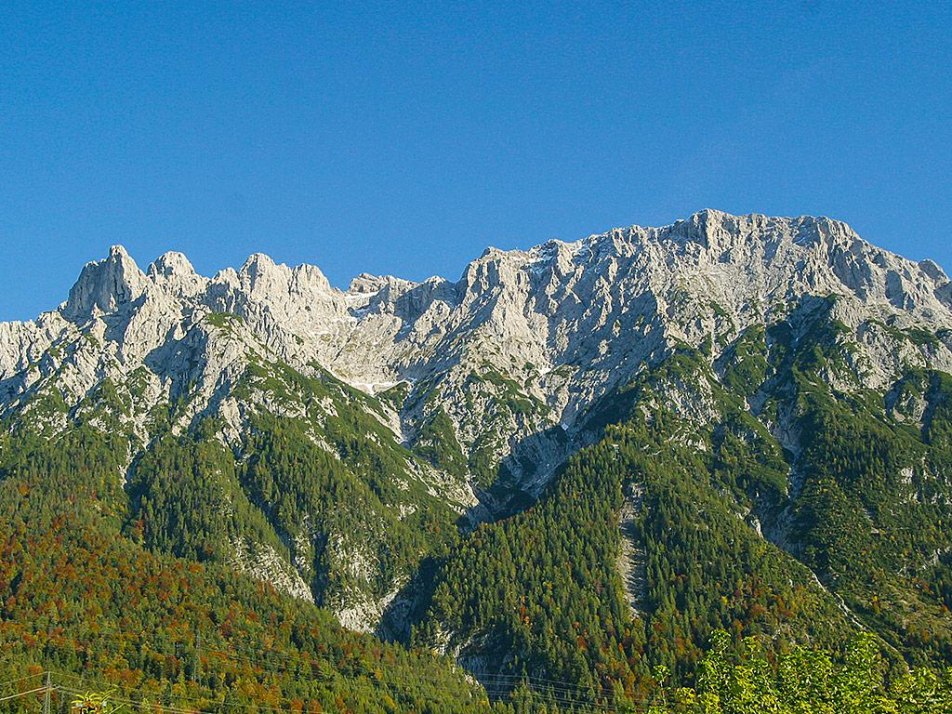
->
[{"left": 1, "top": 1, "right": 950, "bottom": 320}]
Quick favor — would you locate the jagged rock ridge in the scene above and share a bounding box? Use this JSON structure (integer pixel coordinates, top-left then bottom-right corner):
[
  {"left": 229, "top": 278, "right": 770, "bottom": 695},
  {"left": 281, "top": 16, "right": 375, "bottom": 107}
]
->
[{"left": 5, "top": 209, "right": 951, "bottom": 439}]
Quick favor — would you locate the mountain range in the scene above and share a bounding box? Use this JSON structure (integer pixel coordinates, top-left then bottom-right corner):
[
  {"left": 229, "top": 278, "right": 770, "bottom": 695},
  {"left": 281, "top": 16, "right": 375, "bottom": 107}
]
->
[{"left": 3, "top": 209, "right": 952, "bottom": 710}]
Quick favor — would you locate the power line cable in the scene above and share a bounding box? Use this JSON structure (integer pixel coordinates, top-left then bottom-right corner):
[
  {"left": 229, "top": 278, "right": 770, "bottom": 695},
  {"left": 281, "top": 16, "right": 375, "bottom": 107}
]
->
[
  {"left": 0, "top": 672, "right": 48, "bottom": 690},
  {"left": 0, "top": 685, "right": 47, "bottom": 703}
]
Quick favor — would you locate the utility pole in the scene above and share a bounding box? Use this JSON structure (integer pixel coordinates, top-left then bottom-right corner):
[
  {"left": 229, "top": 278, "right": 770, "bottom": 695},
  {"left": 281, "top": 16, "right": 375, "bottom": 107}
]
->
[
  {"left": 42, "top": 672, "right": 51, "bottom": 714},
  {"left": 194, "top": 630, "right": 201, "bottom": 683}
]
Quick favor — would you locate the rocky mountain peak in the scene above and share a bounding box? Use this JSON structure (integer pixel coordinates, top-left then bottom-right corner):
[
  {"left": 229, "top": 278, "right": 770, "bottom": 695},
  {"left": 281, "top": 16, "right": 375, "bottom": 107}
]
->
[
  {"left": 919, "top": 259, "right": 949, "bottom": 284},
  {"left": 238, "top": 253, "right": 332, "bottom": 299},
  {"left": 148, "top": 251, "right": 206, "bottom": 296},
  {"left": 63, "top": 244, "right": 149, "bottom": 321},
  {"left": 149, "top": 250, "right": 195, "bottom": 278},
  {"left": 240, "top": 251, "right": 276, "bottom": 274},
  {"left": 348, "top": 273, "right": 416, "bottom": 295}
]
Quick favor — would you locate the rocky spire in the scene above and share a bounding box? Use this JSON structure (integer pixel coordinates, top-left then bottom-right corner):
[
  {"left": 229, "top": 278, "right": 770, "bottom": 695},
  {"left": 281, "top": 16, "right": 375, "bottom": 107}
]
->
[{"left": 63, "top": 245, "right": 149, "bottom": 320}]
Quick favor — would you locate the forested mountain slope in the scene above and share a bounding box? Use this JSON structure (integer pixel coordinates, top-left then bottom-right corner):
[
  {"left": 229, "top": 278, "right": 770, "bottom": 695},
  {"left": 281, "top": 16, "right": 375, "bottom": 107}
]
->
[{"left": 0, "top": 422, "right": 488, "bottom": 713}]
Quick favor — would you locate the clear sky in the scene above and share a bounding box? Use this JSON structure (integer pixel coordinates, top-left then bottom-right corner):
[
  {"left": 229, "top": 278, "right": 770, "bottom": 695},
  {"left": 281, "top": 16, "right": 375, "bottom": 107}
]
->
[{"left": 1, "top": 1, "right": 950, "bottom": 320}]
